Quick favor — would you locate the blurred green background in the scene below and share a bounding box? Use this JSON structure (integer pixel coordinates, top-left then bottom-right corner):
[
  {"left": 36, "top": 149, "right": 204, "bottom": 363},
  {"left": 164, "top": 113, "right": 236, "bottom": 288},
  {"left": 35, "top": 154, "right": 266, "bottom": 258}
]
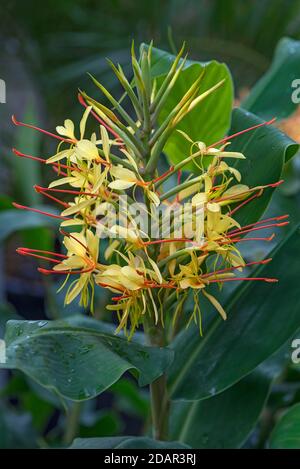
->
[{"left": 1, "top": 0, "right": 300, "bottom": 449}]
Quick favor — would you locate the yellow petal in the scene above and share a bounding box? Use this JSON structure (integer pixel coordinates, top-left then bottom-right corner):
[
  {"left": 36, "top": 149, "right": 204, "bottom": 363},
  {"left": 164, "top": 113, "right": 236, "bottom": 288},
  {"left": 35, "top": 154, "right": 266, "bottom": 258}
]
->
[
  {"left": 104, "top": 240, "right": 120, "bottom": 260},
  {"left": 108, "top": 180, "right": 135, "bottom": 190},
  {"left": 56, "top": 119, "right": 75, "bottom": 139},
  {"left": 53, "top": 255, "right": 86, "bottom": 271},
  {"left": 61, "top": 199, "right": 93, "bottom": 216},
  {"left": 86, "top": 229, "right": 99, "bottom": 260},
  {"left": 60, "top": 219, "right": 85, "bottom": 227},
  {"left": 148, "top": 190, "right": 160, "bottom": 207},
  {"left": 76, "top": 139, "right": 99, "bottom": 161},
  {"left": 120, "top": 149, "right": 138, "bottom": 171},
  {"left": 110, "top": 165, "right": 136, "bottom": 182},
  {"left": 79, "top": 106, "right": 92, "bottom": 139},
  {"left": 202, "top": 289, "right": 227, "bottom": 320},
  {"left": 147, "top": 257, "right": 163, "bottom": 284},
  {"left": 120, "top": 266, "right": 144, "bottom": 290},
  {"left": 207, "top": 202, "right": 221, "bottom": 232},
  {"left": 222, "top": 184, "right": 249, "bottom": 198},
  {"left": 100, "top": 125, "right": 110, "bottom": 161},
  {"left": 64, "top": 233, "right": 87, "bottom": 257},
  {"left": 65, "top": 275, "right": 89, "bottom": 304},
  {"left": 47, "top": 149, "right": 74, "bottom": 164},
  {"left": 48, "top": 176, "right": 76, "bottom": 188},
  {"left": 192, "top": 192, "right": 207, "bottom": 206}
]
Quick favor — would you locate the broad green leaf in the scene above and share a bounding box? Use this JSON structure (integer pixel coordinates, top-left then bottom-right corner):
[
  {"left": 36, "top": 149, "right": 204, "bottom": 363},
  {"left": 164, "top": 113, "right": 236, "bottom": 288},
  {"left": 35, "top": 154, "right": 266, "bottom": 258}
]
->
[
  {"left": 170, "top": 345, "right": 289, "bottom": 449},
  {"left": 69, "top": 436, "right": 189, "bottom": 449},
  {"left": 168, "top": 224, "right": 300, "bottom": 400},
  {"left": 0, "top": 303, "right": 19, "bottom": 337},
  {"left": 228, "top": 108, "right": 298, "bottom": 227},
  {"left": 0, "top": 315, "right": 173, "bottom": 401},
  {"left": 145, "top": 45, "right": 233, "bottom": 168},
  {"left": 242, "top": 38, "right": 300, "bottom": 121},
  {"left": 270, "top": 403, "right": 300, "bottom": 449},
  {"left": 0, "top": 207, "right": 59, "bottom": 243}
]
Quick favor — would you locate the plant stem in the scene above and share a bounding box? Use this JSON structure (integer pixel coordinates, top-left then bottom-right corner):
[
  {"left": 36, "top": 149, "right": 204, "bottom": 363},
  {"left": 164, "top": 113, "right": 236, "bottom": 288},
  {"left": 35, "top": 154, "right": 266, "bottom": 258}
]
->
[
  {"left": 144, "top": 316, "right": 170, "bottom": 440},
  {"left": 63, "top": 402, "right": 82, "bottom": 445},
  {"left": 149, "top": 374, "right": 170, "bottom": 440}
]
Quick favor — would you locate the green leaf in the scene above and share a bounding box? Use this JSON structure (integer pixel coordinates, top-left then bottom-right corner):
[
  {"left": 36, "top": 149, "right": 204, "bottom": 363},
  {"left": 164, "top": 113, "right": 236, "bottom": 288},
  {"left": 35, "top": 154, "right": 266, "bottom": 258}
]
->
[
  {"left": 0, "top": 207, "right": 59, "bottom": 243},
  {"left": 170, "top": 345, "right": 288, "bottom": 448},
  {"left": 228, "top": 108, "right": 298, "bottom": 227},
  {"left": 242, "top": 38, "right": 300, "bottom": 121},
  {"left": 270, "top": 403, "right": 300, "bottom": 448},
  {"left": 168, "top": 224, "right": 300, "bottom": 401},
  {"left": 0, "top": 303, "right": 19, "bottom": 338},
  {"left": 0, "top": 404, "right": 37, "bottom": 449},
  {"left": 147, "top": 45, "right": 233, "bottom": 168},
  {"left": 69, "top": 436, "right": 189, "bottom": 449},
  {"left": 0, "top": 315, "right": 173, "bottom": 401}
]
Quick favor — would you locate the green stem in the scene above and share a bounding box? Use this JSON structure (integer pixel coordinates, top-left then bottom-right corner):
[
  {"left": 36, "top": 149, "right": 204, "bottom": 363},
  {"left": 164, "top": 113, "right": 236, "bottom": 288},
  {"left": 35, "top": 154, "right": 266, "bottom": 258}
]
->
[
  {"left": 144, "top": 316, "right": 170, "bottom": 441},
  {"left": 63, "top": 402, "right": 82, "bottom": 445},
  {"left": 159, "top": 174, "right": 205, "bottom": 201},
  {"left": 149, "top": 374, "right": 170, "bottom": 440}
]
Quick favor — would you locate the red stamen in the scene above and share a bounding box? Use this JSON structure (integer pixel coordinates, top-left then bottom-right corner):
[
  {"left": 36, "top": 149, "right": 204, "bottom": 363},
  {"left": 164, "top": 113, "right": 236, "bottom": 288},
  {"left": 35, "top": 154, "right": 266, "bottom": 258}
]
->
[
  {"left": 142, "top": 238, "right": 191, "bottom": 246},
  {"left": 78, "top": 94, "right": 122, "bottom": 142},
  {"left": 17, "top": 249, "right": 62, "bottom": 264},
  {"left": 146, "top": 282, "right": 176, "bottom": 289},
  {"left": 59, "top": 229, "right": 89, "bottom": 252},
  {"left": 34, "top": 185, "right": 69, "bottom": 208},
  {"left": 12, "top": 202, "right": 70, "bottom": 220},
  {"left": 222, "top": 234, "right": 275, "bottom": 244},
  {"left": 112, "top": 294, "right": 131, "bottom": 301},
  {"left": 38, "top": 266, "right": 94, "bottom": 276},
  {"left": 202, "top": 258, "right": 272, "bottom": 278},
  {"left": 13, "top": 148, "right": 47, "bottom": 164},
  {"left": 215, "top": 180, "right": 284, "bottom": 206},
  {"left": 208, "top": 276, "right": 278, "bottom": 284},
  {"left": 13, "top": 149, "right": 79, "bottom": 178},
  {"left": 227, "top": 222, "right": 289, "bottom": 238},
  {"left": 52, "top": 166, "right": 70, "bottom": 178},
  {"left": 136, "top": 180, "right": 150, "bottom": 188},
  {"left": 17, "top": 247, "right": 67, "bottom": 258},
  {"left": 153, "top": 166, "right": 175, "bottom": 184},
  {"left": 228, "top": 215, "right": 289, "bottom": 235},
  {"left": 269, "top": 180, "right": 284, "bottom": 188},
  {"left": 209, "top": 118, "right": 276, "bottom": 149},
  {"left": 34, "top": 186, "right": 99, "bottom": 197},
  {"left": 12, "top": 115, "right": 75, "bottom": 143},
  {"left": 97, "top": 281, "right": 125, "bottom": 293},
  {"left": 228, "top": 191, "right": 261, "bottom": 216}
]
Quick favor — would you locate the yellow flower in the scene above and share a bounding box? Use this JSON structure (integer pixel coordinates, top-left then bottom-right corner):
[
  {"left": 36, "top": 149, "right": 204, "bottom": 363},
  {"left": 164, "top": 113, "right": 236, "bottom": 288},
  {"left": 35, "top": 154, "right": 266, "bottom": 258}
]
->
[
  {"left": 108, "top": 165, "right": 160, "bottom": 206},
  {"left": 173, "top": 252, "right": 227, "bottom": 322},
  {"left": 108, "top": 166, "right": 139, "bottom": 190},
  {"left": 54, "top": 230, "right": 99, "bottom": 307}
]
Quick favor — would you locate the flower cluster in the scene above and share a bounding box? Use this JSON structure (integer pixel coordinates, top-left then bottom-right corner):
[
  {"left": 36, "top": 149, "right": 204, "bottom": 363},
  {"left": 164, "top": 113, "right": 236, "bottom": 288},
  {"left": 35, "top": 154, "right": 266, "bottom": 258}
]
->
[{"left": 13, "top": 45, "right": 288, "bottom": 337}]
